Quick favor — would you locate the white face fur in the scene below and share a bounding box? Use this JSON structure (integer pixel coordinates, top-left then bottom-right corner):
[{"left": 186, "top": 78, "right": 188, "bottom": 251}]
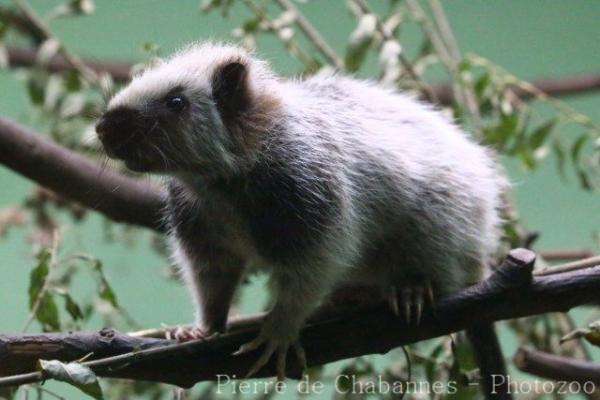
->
[{"left": 96, "top": 42, "right": 275, "bottom": 175}]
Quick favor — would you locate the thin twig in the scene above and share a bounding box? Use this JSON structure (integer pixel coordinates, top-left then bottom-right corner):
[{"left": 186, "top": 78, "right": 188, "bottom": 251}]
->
[
  {"left": 426, "top": 0, "right": 481, "bottom": 128},
  {"left": 560, "top": 313, "right": 593, "bottom": 363},
  {"left": 540, "top": 249, "right": 595, "bottom": 262},
  {"left": 274, "top": 0, "right": 344, "bottom": 69},
  {"left": 534, "top": 255, "right": 600, "bottom": 276},
  {"left": 406, "top": 0, "right": 481, "bottom": 131},
  {"left": 426, "top": 0, "right": 460, "bottom": 59},
  {"left": 241, "top": 0, "right": 317, "bottom": 70},
  {"left": 467, "top": 54, "right": 600, "bottom": 135},
  {"left": 404, "top": 0, "right": 452, "bottom": 67},
  {"left": 12, "top": 0, "right": 99, "bottom": 83},
  {"left": 350, "top": 0, "right": 437, "bottom": 102},
  {"left": 127, "top": 312, "right": 266, "bottom": 338},
  {"left": 6, "top": 46, "right": 133, "bottom": 82}
]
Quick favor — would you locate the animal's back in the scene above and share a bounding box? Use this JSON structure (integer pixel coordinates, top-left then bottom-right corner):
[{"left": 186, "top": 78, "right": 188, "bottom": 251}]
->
[{"left": 281, "top": 74, "right": 506, "bottom": 294}]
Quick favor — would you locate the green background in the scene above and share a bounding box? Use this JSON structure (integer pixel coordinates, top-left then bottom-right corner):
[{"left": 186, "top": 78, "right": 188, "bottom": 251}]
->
[{"left": 0, "top": 0, "right": 599, "bottom": 397}]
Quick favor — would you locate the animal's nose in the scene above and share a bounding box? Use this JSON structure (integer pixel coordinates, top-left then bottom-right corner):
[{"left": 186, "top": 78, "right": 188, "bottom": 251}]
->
[
  {"left": 95, "top": 115, "right": 110, "bottom": 140},
  {"left": 95, "top": 108, "right": 143, "bottom": 160},
  {"left": 96, "top": 107, "right": 140, "bottom": 143}
]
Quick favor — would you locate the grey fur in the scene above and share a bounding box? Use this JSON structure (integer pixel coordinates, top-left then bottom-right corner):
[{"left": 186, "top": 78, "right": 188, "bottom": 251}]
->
[{"left": 97, "top": 42, "right": 507, "bottom": 372}]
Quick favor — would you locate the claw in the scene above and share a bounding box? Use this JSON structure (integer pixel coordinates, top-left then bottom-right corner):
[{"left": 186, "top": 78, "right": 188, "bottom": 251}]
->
[
  {"left": 413, "top": 287, "right": 424, "bottom": 325},
  {"left": 425, "top": 279, "right": 435, "bottom": 305},
  {"left": 233, "top": 336, "right": 264, "bottom": 356},
  {"left": 388, "top": 286, "right": 399, "bottom": 316},
  {"left": 401, "top": 288, "right": 412, "bottom": 324},
  {"left": 388, "top": 279, "right": 437, "bottom": 326},
  {"left": 276, "top": 346, "right": 286, "bottom": 382},
  {"left": 170, "top": 326, "right": 212, "bottom": 342},
  {"left": 245, "top": 342, "right": 277, "bottom": 378},
  {"left": 293, "top": 342, "right": 307, "bottom": 370},
  {"left": 234, "top": 337, "right": 307, "bottom": 380}
]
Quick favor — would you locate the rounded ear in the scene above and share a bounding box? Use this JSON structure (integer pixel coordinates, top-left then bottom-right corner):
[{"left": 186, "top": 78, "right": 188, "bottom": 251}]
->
[{"left": 212, "top": 61, "right": 250, "bottom": 119}]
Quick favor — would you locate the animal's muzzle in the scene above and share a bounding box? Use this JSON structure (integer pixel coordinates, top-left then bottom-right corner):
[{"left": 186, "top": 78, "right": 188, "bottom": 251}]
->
[{"left": 95, "top": 107, "right": 143, "bottom": 159}]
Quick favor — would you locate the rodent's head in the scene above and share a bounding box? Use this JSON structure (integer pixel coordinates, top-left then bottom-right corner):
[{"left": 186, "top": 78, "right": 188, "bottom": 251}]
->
[{"left": 96, "top": 42, "right": 280, "bottom": 175}]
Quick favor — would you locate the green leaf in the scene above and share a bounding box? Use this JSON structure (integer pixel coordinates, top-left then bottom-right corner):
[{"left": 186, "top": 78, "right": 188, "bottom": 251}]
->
[
  {"left": 577, "top": 169, "right": 592, "bottom": 191},
  {"left": 63, "top": 69, "right": 82, "bottom": 92},
  {"left": 29, "top": 249, "right": 51, "bottom": 308},
  {"left": 457, "top": 58, "right": 471, "bottom": 73},
  {"left": 38, "top": 360, "right": 104, "bottom": 400},
  {"left": 26, "top": 73, "right": 48, "bottom": 105},
  {"left": 93, "top": 261, "right": 118, "bottom": 308},
  {"left": 484, "top": 113, "right": 518, "bottom": 147},
  {"left": 571, "top": 134, "right": 589, "bottom": 163},
  {"left": 37, "top": 293, "right": 61, "bottom": 331},
  {"left": 425, "top": 341, "right": 446, "bottom": 384},
  {"left": 517, "top": 148, "right": 536, "bottom": 171},
  {"left": 552, "top": 139, "right": 567, "bottom": 180},
  {"left": 99, "top": 283, "right": 117, "bottom": 307},
  {"left": 447, "top": 335, "right": 482, "bottom": 398},
  {"left": 503, "top": 221, "right": 522, "bottom": 248},
  {"left": 474, "top": 73, "right": 490, "bottom": 101},
  {"left": 242, "top": 18, "right": 260, "bottom": 33},
  {"left": 528, "top": 119, "right": 556, "bottom": 149},
  {"left": 141, "top": 42, "right": 161, "bottom": 57},
  {"left": 416, "top": 38, "right": 433, "bottom": 58},
  {"left": 345, "top": 43, "right": 371, "bottom": 73},
  {"left": 59, "top": 291, "right": 84, "bottom": 321},
  {"left": 201, "top": 0, "right": 234, "bottom": 16},
  {"left": 451, "top": 336, "right": 478, "bottom": 372},
  {"left": 29, "top": 249, "right": 60, "bottom": 331}
]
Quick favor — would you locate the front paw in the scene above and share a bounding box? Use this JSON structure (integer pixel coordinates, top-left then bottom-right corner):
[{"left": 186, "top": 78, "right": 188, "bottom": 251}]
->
[
  {"left": 169, "top": 325, "right": 217, "bottom": 342},
  {"left": 234, "top": 334, "right": 307, "bottom": 381}
]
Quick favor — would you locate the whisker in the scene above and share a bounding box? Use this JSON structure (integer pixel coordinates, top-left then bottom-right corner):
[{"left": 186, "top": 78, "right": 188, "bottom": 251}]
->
[{"left": 149, "top": 142, "right": 171, "bottom": 170}]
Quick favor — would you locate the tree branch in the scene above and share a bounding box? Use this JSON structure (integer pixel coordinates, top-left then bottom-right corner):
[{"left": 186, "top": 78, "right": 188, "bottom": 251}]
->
[
  {"left": 0, "top": 6, "right": 46, "bottom": 43},
  {"left": 467, "top": 324, "right": 511, "bottom": 399},
  {"left": 1, "top": 249, "right": 600, "bottom": 389},
  {"left": 540, "top": 249, "right": 596, "bottom": 262},
  {"left": 430, "top": 73, "right": 600, "bottom": 105},
  {"left": 6, "top": 46, "right": 133, "bottom": 82},
  {"left": 514, "top": 347, "right": 600, "bottom": 385},
  {"left": 5, "top": 46, "right": 600, "bottom": 103},
  {"left": 0, "top": 116, "right": 165, "bottom": 232}
]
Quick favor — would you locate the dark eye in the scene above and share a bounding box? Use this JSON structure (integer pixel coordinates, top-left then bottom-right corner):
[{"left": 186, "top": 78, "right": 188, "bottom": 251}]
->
[{"left": 166, "top": 96, "right": 186, "bottom": 112}]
